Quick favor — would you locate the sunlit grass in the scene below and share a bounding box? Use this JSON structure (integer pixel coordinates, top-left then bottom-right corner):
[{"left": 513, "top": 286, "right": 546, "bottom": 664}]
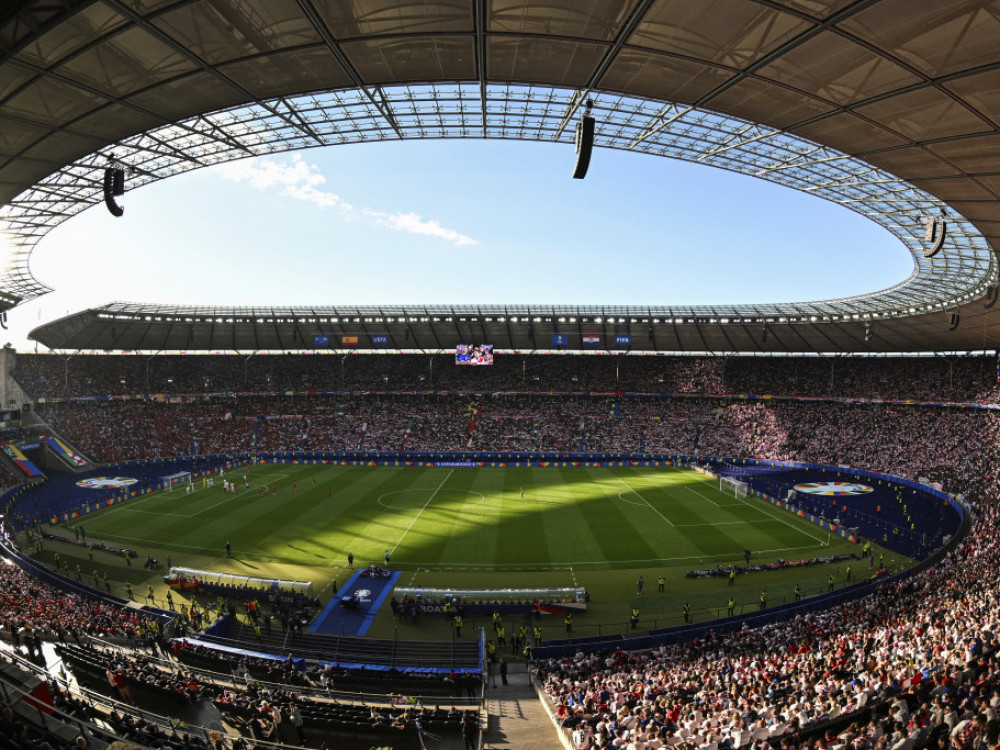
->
[
  {"left": 70, "top": 463, "right": 840, "bottom": 570},
  {"left": 28, "top": 463, "right": 883, "bottom": 638}
]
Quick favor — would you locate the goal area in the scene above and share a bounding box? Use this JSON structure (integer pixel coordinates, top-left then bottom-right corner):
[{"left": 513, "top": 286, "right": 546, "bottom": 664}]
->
[
  {"left": 719, "top": 476, "right": 748, "bottom": 499},
  {"left": 160, "top": 471, "right": 192, "bottom": 492}
]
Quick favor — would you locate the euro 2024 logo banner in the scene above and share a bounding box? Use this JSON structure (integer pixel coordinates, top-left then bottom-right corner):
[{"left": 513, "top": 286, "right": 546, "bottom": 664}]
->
[
  {"left": 76, "top": 477, "right": 139, "bottom": 489},
  {"left": 793, "top": 481, "right": 874, "bottom": 496}
]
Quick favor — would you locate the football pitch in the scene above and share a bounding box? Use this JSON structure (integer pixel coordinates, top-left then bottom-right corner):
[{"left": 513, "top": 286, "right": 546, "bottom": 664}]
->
[
  {"left": 74, "top": 464, "right": 835, "bottom": 570},
  {"left": 46, "top": 464, "right": 873, "bottom": 637}
]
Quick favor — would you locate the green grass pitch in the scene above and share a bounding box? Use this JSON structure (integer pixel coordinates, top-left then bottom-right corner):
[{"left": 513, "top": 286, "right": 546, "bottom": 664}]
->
[{"left": 36, "top": 464, "right": 890, "bottom": 639}]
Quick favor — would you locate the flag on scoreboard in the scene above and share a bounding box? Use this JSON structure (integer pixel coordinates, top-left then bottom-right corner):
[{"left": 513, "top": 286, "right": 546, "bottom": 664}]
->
[
  {"left": 614, "top": 334, "right": 632, "bottom": 347},
  {"left": 582, "top": 334, "right": 601, "bottom": 346},
  {"left": 341, "top": 334, "right": 358, "bottom": 346},
  {"left": 551, "top": 333, "right": 569, "bottom": 346},
  {"left": 371, "top": 334, "right": 389, "bottom": 347},
  {"left": 313, "top": 334, "right": 329, "bottom": 347}
]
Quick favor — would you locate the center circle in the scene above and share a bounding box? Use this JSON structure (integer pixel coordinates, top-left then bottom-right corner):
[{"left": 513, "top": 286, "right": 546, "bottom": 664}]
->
[
  {"left": 376, "top": 488, "right": 486, "bottom": 511},
  {"left": 616, "top": 491, "right": 646, "bottom": 507}
]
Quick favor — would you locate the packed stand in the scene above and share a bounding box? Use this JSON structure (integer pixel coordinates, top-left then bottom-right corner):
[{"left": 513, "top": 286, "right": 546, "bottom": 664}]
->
[
  {"left": 14, "top": 352, "right": 1000, "bottom": 402},
  {"left": 0, "top": 458, "right": 24, "bottom": 490},
  {"left": 0, "top": 556, "right": 163, "bottom": 646},
  {"left": 29, "top": 392, "right": 999, "bottom": 506},
  {"left": 536, "top": 499, "right": 1000, "bottom": 750}
]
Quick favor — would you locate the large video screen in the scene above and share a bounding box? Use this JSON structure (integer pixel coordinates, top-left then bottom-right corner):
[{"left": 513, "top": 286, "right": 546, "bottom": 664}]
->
[{"left": 455, "top": 344, "right": 494, "bottom": 366}]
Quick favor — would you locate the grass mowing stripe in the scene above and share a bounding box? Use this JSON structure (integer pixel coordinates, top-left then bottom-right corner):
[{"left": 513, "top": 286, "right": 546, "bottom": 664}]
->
[
  {"left": 685, "top": 484, "right": 744, "bottom": 508},
  {"left": 732, "top": 493, "right": 828, "bottom": 544},
  {"left": 572, "top": 468, "right": 663, "bottom": 567},
  {"left": 390, "top": 468, "right": 454, "bottom": 557},
  {"left": 614, "top": 475, "right": 675, "bottom": 527},
  {"left": 494, "top": 469, "right": 550, "bottom": 567}
]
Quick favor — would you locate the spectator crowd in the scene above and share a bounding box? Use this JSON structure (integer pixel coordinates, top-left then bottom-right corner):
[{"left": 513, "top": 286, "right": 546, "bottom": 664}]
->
[
  {"left": 11, "top": 352, "right": 999, "bottom": 402},
  {"left": 0, "top": 560, "right": 163, "bottom": 648},
  {"left": 4, "top": 352, "right": 1000, "bottom": 750},
  {"left": 25, "top": 394, "right": 999, "bottom": 506}
]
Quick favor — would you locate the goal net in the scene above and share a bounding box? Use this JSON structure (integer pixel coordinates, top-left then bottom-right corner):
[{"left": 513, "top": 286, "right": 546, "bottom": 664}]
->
[
  {"left": 161, "top": 471, "right": 193, "bottom": 492},
  {"left": 719, "top": 476, "right": 748, "bottom": 499}
]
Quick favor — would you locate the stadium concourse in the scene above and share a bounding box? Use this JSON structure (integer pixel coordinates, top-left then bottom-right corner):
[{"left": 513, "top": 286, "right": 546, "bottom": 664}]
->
[{"left": 0, "top": 352, "right": 994, "bottom": 749}]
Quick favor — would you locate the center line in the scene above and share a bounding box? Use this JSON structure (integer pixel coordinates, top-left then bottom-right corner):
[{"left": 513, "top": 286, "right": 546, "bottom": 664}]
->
[{"left": 391, "top": 468, "right": 454, "bottom": 555}]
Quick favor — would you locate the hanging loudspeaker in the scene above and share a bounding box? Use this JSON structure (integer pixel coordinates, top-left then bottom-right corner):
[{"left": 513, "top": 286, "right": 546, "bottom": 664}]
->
[
  {"left": 572, "top": 116, "right": 595, "bottom": 179},
  {"left": 923, "top": 219, "right": 946, "bottom": 258},
  {"left": 103, "top": 167, "right": 125, "bottom": 217}
]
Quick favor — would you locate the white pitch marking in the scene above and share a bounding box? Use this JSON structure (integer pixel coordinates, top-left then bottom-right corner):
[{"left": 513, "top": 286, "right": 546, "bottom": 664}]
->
[
  {"left": 390, "top": 468, "right": 454, "bottom": 556},
  {"left": 116, "top": 508, "right": 191, "bottom": 518},
  {"left": 616, "top": 477, "right": 675, "bottom": 527},
  {"left": 391, "top": 543, "right": 830, "bottom": 570},
  {"left": 732, "top": 494, "right": 827, "bottom": 543}
]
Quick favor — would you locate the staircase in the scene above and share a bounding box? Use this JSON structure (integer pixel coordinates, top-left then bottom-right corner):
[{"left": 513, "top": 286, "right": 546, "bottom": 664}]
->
[{"left": 483, "top": 661, "right": 566, "bottom": 750}]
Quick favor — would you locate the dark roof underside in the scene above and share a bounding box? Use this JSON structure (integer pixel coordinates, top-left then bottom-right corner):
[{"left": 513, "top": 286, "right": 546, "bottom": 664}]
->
[{"left": 4, "top": 0, "right": 1000, "bottom": 352}]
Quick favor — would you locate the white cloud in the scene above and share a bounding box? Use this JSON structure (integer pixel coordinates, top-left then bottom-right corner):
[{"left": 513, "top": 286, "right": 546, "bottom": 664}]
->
[
  {"left": 363, "top": 210, "right": 478, "bottom": 247},
  {"left": 214, "top": 154, "right": 475, "bottom": 246},
  {"left": 215, "top": 154, "right": 346, "bottom": 211}
]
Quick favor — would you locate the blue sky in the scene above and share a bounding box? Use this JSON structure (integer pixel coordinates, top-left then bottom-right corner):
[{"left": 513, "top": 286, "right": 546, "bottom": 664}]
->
[{"left": 3, "top": 139, "right": 911, "bottom": 350}]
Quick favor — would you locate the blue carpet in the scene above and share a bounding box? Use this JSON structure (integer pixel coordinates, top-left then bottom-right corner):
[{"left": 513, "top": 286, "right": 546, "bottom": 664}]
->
[{"left": 308, "top": 570, "right": 401, "bottom": 636}]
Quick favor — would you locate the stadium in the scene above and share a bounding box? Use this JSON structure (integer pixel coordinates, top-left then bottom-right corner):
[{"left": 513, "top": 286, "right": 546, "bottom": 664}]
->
[{"left": 0, "top": 2, "right": 999, "bottom": 750}]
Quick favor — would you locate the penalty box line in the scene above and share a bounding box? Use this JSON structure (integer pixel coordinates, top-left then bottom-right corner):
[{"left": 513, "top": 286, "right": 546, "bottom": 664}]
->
[{"left": 616, "top": 477, "right": 675, "bottom": 527}]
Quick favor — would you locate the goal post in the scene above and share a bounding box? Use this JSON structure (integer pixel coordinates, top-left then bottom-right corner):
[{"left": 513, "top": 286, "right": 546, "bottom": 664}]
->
[
  {"left": 719, "top": 476, "right": 748, "bottom": 499},
  {"left": 161, "top": 471, "right": 193, "bottom": 492}
]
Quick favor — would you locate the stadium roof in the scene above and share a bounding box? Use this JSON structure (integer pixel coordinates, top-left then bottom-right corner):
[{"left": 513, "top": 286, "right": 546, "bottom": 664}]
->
[
  {"left": 23, "top": 301, "right": 992, "bottom": 354},
  {"left": 3, "top": 0, "right": 1000, "bottom": 353}
]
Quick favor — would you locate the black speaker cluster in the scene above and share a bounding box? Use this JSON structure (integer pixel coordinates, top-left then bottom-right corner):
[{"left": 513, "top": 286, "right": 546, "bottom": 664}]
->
[
  {"left": 103, "top": 167, "right": 125, "bottom": 217},
  {"left": 922, "top": 218, "right": 946, "bottom": 258},
  {"left": 572, "top": 115, "right": 595, "bottom": 179}
]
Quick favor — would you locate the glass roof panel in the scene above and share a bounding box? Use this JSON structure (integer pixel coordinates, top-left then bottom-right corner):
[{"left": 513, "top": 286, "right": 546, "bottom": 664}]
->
[
  {"left": 487, "top": 37, "right": 608, "bottom": 88},
  {"left": 488, "top": 0, "right": 637, "bottom": 41},
  {"left": 218, "top": 47, "right": 354, "bottom": 99},
  {"left": 839, "top": 0, "right": 1000, "bottom": 78},
  {"left": 342, "top": 35, "right": 476, "bottom": 83},
  {"left": 600, "top": 50, "right": 733, "bottom": 103},
  {"left": 54, "top": 25, "right": 200, "bottom": 97},
  {"left": 854, "top": 87, "right": 990, "bottom": 142},
  {"left": 629, "top": 0, "right": 810, "bottom": 68},
  {"left": 314, "top": 0, "right": 474, "bottom": 38},
  {"left": 756, "top": 33, "right": 922, "bottom": 106},
  {"left": 152, "top": 0, "right": 321, "bottom": 65},
  {"left": 13, "top": 4, "right": 128, "bottom": 68},
  {"left": 2, "top": 82, "right": 992, "bottom": 321}
]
